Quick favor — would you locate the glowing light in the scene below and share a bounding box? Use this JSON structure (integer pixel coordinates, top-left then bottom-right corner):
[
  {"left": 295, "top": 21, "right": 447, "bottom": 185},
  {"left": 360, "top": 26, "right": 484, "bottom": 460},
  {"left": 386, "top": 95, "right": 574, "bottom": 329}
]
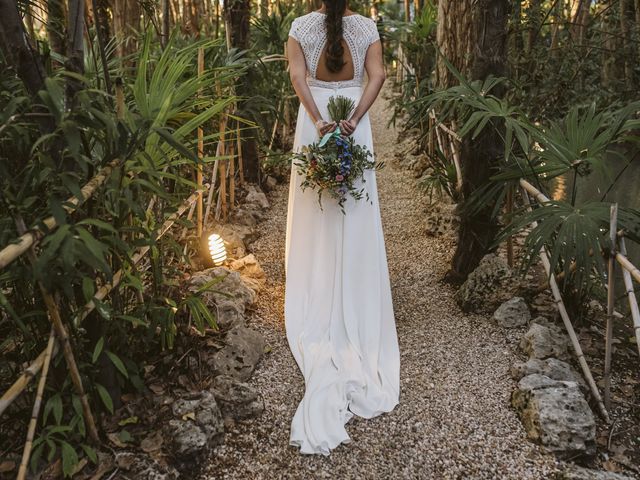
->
[{"left": 208, "top": 233, "right": 227, "bottom": 266}]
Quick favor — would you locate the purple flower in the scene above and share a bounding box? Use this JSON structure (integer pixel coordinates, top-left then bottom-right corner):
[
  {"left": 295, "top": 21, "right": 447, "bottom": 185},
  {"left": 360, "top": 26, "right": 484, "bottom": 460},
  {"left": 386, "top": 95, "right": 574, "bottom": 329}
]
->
[{"left": 335, "top": 174, "right": 344, "bottom": 181}]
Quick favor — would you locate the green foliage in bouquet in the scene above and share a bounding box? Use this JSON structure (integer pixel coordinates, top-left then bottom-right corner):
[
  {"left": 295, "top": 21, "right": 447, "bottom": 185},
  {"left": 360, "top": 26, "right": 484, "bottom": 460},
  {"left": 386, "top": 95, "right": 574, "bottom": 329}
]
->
[{"left": 292, "top": 95, "right": 384, "bottom": 214}]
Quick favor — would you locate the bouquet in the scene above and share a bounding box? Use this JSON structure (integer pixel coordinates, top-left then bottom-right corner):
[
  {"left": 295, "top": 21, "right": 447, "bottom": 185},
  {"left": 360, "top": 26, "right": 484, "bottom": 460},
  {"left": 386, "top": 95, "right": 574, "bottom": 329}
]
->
[{"left": 292, "top": 96, "right": 385, "bottom": 214}]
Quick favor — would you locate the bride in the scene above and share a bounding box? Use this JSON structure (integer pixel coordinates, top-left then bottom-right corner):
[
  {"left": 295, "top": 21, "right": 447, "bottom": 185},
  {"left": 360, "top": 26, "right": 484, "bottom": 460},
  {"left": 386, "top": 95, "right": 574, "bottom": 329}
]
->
[{"left": 284, "top": 0, "right": 400, "bottom": 455}]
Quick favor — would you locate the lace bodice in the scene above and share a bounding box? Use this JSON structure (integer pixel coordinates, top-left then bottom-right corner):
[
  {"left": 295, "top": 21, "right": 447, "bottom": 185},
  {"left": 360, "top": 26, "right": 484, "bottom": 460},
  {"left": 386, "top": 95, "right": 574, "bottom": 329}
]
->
[{"left": 288, "top": 12, "right": 380, "bottom": 88}]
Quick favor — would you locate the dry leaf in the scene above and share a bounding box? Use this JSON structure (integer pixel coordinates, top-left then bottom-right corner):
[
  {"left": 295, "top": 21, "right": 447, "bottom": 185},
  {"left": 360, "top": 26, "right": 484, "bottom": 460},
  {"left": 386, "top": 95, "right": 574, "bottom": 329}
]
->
[
  {"left": 182, "top": 412, "right": 196, "bottom": 421},
  {"left": 141, "top": 431, "right": 164, "bottom": 453},
  {"left": 107, "top": 432, "right": 127, "bottom": 448},
  {"left": 0, "top": 461, "right": 15, "bottom": 473},
  {"left": 602, "top": 460, "right": 622, "bottom": 472},
  {"left": 149, "top": 384, "right": 164, "bottom": 394}
]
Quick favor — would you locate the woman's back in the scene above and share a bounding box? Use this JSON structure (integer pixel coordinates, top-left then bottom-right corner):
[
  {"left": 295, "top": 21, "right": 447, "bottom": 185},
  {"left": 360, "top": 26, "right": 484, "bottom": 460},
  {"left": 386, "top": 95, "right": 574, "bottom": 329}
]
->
[{"left": 288, "top": 12, "right": 380, "bottom": 88}]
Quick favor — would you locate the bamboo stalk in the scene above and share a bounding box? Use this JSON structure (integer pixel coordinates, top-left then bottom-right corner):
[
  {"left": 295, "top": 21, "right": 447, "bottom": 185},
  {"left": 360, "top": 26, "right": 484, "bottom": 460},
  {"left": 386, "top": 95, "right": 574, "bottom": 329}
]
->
[
  {"left": 0, "top": 159, "right": 119, "bottom": 271},
  {"left": 506, "top": 185, "right": 514, "bottom": 267},
  {"left": 0, "top": 341, "right": 59, "bottom": 417},
  {"left": 236, "top": 123, "right": 244, "bottom": 185},
  {"left": 619, "top": 236, "right": 640, "bottom": 358},
  {"left": 604, "top": 204, "right": 618, "bottom": 411},
  {"left": 520, "top": 188, "right": 610, "bottom": 422},
  {"left": 15, "top": 218, "right": 100, "bottom": 444},
  {"left": 616, "top": 252, "right": 640, "bottom": 284},
  {"left": 197, "top": 47, "right": 205, "bottom": 238},
  {"left": 17, "top": 328, "right": 56, "bottom": 480},
  {"left": 115, "top": 78, "right": 125, "bottom": 120},
  {"left": 219, "top": 160, "right": 227, "bottom": 222},
  {"left": 204, "top": 137, "right": 223, "bottom": 226},
  {"left": 229, "top": 141, "right": 235, "bottom": 211}
]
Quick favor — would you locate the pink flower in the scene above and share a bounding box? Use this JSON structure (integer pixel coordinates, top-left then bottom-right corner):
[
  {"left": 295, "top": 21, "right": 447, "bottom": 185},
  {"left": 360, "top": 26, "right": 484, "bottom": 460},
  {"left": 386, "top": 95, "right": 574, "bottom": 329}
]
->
[{"left": 335, "top": 174, "right": 344, "bottom": 181}]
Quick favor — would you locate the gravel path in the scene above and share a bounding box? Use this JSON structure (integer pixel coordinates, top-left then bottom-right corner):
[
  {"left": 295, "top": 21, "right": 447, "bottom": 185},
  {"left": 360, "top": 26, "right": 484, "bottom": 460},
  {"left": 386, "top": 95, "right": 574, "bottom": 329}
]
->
[{"left": 202, "top": 90, "right": 561, "bottom": 479}]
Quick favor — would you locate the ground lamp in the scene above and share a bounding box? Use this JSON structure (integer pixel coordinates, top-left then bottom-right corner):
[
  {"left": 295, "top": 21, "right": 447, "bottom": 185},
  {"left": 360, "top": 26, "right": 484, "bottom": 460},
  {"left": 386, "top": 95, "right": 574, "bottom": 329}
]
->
[{"left": 208, "top": 233, "right": 227, "bottom": 266}]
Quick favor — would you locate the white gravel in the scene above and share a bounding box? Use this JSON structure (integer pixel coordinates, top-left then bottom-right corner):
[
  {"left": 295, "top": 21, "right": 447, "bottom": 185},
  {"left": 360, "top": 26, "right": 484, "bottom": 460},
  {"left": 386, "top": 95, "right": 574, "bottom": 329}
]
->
[{"left": 201, "top": 88, "right": 562, "bottom": 479}]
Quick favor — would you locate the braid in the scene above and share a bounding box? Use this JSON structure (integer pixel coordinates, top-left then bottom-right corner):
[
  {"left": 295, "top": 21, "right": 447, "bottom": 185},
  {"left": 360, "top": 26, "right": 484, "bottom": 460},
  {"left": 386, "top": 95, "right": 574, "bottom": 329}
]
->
[{"left": 322, "top": 0, "right": 347, "bottom": 73}]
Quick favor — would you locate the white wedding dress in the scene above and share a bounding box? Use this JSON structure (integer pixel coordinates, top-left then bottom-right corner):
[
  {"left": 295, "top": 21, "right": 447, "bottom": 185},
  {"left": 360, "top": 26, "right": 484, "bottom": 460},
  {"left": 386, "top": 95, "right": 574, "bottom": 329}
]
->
[{"left": 284, "top": 11, "right": 400, "bottom": 455}]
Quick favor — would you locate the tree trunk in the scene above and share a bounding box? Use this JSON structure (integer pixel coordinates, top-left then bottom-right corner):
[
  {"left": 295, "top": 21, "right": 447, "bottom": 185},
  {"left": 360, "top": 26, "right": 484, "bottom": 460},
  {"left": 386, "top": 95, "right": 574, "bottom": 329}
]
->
[
  {"left": 571, "top": 0, "right": 589, "bottom": 48},
  {"left": 448, "top": 0, "right": 509, "bottom": 281},
  {"left": 113, "top": 0, "right": 140, "bottom": 60},
  {"left": 66, "top": 0, "right": 85, "bottom": 105},
  {"left": 620, "top": 0, "right": 635, "bottom": 92},
  {"left": 526, "top": 0, "right": 541, "bottom": 54},
  {"left": 436, "top": 0, "right": 474, "bottom": 89},
  {"left": 550, "top": 0, "right": 563, "bottom": 55},
  {"left": 224, "top": 0, "right": 261, "bottom": 184},
  {"left": 0, "top": 0, "right": 48, "bottom": 97},
  {"left": 47, "top": 0, "right": 67, "bottom": 66},
  {"left": 602, "top": 0, "right": 621, "bottom": 89}
]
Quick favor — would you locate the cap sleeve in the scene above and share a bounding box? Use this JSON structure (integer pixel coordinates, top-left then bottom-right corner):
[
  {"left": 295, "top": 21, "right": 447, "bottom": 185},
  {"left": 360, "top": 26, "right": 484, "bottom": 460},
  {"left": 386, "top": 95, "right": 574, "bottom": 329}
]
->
[
  {"left": 289, "top": 17, "right": 301, "bottom": 42},
  {"left": 368, "top": 18, "right": 380, "bottom": 46}
]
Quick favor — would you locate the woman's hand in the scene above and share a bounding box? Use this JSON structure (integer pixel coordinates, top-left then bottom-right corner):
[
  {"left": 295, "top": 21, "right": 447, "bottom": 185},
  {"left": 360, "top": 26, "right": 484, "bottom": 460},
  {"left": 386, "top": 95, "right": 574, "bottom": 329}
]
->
[
  {"left": 315, "top": 119, "right": 337, "bottom": 137},
  {"left": 339, "top": 117, "right": 359, "bottom": 136}
]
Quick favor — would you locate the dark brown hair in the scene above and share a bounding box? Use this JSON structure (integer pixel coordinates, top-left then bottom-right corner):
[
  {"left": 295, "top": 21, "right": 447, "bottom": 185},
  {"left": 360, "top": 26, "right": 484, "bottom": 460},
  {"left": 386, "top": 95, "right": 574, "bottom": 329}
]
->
[{"left": 322, "top": 0, "right": 347, "bottom": 73}]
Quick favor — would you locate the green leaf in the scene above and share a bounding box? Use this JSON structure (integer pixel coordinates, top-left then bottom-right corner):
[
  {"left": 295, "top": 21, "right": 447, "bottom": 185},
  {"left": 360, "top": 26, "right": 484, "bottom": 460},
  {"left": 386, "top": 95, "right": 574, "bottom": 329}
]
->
[
  {"left": 60, "top": 441, "right": 79, "bottom": 478},
  {"left": 106, "top": 351, "right": 129, "bottom": 378},
  {"left": 81, "top": 444, "right": 98, "bottom": 464},
  {"left": 95, "top": 384, "right": 114, "bottom": 414},
  {"left": 82, "top": 277, "right": 95, "bottom": 303},
  {"left": 92, "top": 337, "right": 104, "bottom": 363}
]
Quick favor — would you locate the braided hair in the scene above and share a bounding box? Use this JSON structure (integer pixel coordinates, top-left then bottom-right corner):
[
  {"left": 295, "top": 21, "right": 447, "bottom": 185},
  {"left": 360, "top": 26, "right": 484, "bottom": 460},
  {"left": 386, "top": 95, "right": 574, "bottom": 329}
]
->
[{"left": 322, "top": 0, "right": 347, "bottom": 73}]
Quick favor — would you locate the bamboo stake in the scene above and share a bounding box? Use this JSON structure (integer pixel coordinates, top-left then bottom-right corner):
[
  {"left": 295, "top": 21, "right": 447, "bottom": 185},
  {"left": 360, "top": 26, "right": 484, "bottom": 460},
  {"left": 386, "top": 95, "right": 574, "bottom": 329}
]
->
[
  {"left": 14, "top": 218, "right": 100, "bottom": 444},
  {"left": 0, "top": 159, "right": 119, "bottom": 271},
  {"left": 619, "top": 236, "right": 640, "bottom": 358},
  {"left": 17, "top": 328, "right": 56, "bottom": 480},
  {"left": 604, "top": 204, "right": 618, "bottom": 411},
  {"left": 197, "top": 47, "right": 205, "bottom": 238},
  {"left": 0, "top": 341, "right": 59, "bottom": 417},
  {"left": 520, "top": 188, "right": 610, "bottom": 423}
]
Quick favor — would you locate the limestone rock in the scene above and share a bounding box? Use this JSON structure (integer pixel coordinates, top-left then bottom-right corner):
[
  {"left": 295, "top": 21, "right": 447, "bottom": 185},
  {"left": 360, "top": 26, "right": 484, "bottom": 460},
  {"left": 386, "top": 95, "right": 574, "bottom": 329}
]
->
[
  {"left": 114, "top": 452, "right": 179, "bottom": 480},
  {"left": 520, "top": 318, "right": 570, "bottom": 360},
  {"left": 512, "top": 374, "right": 595, "bottom": 455},
  {"left": 210, "top": 325, "right": 265, "bottom": 381},
  {"left": 212, "top": 374, "right": 265, "bottom": 420},
  {"left": 189, "top": 267, "right": 256, "bottom": 329},
  {"left": 425, "top": 203, "right": 459, "bottom": 238},
  {"left": 210, "top": 223, "right": 257, "bottom": 258},
  {"left": 511, "top": 358, "right": 585, "bottom": 389},
  {"left": 164, "top": 391, "right": 224, "bottom": 474},
  {"left": 229, "top": 254, "right": 265, "bottom": 293},
  {"left": 244, "top": 184, "right": 270, "bottom": 209},
  {"left": 229, "top": 204, "right": 267, "bottom": 228},
  {"left": 494, "top": 297, "right": 531, "bottom": 328},
  {"left": 265, "top": 175, "right": 278, "bottom": 191},
  {"left": 557, "top": 467, "right": 636, "bottom": 480},
  {"left": 455, "top": 254, "right": 521, "bottom": 313}
]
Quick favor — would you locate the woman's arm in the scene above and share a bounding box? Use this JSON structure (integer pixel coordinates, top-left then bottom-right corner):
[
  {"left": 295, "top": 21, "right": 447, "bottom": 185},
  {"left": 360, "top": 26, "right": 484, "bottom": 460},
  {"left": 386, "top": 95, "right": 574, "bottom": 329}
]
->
[
  {"left": 339, "top": 40, "right": 385, "bottom": 136},
  {"left": 287, "top": 37, "right": 336, "bottom": 136}
]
